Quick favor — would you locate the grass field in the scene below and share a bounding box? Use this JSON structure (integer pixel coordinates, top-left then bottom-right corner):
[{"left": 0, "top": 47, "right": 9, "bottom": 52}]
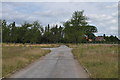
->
[
  {"left": 68, "top": 44, "right": 118, "bottom": 78},
  {"left": 2, "top": 43, "right": 60, "bottom": 78}
]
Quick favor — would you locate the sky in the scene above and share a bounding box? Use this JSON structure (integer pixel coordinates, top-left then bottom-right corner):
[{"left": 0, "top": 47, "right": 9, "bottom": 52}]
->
[{"left": 1, "top": 2, "right": 119, "bottom": 38}]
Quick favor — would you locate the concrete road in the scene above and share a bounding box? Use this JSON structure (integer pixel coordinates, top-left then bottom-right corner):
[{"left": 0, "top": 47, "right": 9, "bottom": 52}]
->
[{"left": 11, "top": 45, "right": 89, "bottom": 78}]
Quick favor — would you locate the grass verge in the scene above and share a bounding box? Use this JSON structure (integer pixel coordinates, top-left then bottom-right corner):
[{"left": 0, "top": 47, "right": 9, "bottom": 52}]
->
[
  {"left": 2, "top": 45, "right": 50, "bottom": 78},
  {"left": 68, "top": 44, "right": 118, "bottom": 78}
]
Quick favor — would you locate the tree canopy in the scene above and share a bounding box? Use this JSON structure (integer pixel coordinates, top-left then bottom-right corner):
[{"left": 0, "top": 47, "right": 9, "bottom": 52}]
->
[{"left": 63, "top": 11, "right": 97, "bottom": 43}]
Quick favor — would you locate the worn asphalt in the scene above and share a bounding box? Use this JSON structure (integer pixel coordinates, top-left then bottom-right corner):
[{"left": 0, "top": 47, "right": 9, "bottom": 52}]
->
[{"left": 11, "top": 45, "right": 89, "bottom": 78}]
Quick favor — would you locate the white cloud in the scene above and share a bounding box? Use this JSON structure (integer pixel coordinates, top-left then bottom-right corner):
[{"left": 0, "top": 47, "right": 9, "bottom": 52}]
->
[
  {"left": 112, "top": 12, "right": 118, "bottom": 16},
  {"left": 88, "top": 14, "right": 113, "bottom": 21},
  {"left": 87, "top": 13, "right": 118, "bottom": 37},
  {"left": 110, "top": 19, "right": 117, "bottom": 24},
  {"left": 106, "top": 3, "right": 118, "bottom": 8},
  {"left": 110, "top": 26, "right": 118, "bottom": 30}
]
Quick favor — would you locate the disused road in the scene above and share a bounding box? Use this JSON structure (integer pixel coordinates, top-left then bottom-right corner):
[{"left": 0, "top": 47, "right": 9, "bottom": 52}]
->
[{"left": 11, "top": 45, "right": 89, "bottom": 78}]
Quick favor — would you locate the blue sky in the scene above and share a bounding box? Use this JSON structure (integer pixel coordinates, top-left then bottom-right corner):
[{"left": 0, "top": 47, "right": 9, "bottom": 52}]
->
[{"left": 1, "top": 2, "right": 118, "bottom": 37}]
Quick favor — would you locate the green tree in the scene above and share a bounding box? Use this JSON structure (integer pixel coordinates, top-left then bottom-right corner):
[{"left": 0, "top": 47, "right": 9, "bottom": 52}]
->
[
  {"left": 63, "top": 11, "right": 97, "bottom": 43},
  {"left": 9, "top": 22, "right": 19, "bottom": 43},
  {"left": 83, "top": 25, "right": 97, "bottom": 41},
  {"left": 20, "top": 22, "right": 32, "bottom": 44},
  {"left": 105, "top": 35, "right": 119, "bottom": 43},
  {"left": 0, "top": 20, "right": 2, "bottom": 43},
  {"left": 30, "top": 21, "right": 42, "bottom": 43},
  {"left": 50, "top": 25, "right": 64, "bottom": 43},
  {"left": 63, "top": 11, "right": 87, "bottom": 43},
  {"left": 42, "top": 24, "right": 64, "bottom": 43},
  {"left": 58, "top": 25, "right": 64, "bottom": 42},
  {"left": 42, "top": 24, "right": 52, "bottom": 43},
  {"left": 2, "top": 20, "right": 10, "bottom": 43}
]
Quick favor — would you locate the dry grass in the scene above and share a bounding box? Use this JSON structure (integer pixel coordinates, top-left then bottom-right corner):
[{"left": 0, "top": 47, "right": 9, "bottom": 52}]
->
[
  {"left": 2, "top": 43, "right": 60, "bottom": 48},
  {"left": 68, "top": 44, "right": 118, "bottom": 78},
  {"left": 2, "top": 45, "right": 51, "bottom": 78}
]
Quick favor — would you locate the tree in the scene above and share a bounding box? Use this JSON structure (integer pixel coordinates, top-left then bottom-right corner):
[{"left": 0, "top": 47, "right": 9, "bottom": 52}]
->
[
  {"left": 105, "top": 35, "right": 119, "bottom": 43},
  {"left": 58, "top": 25, "right": 64, "bottom": 42},
  {"left": 30, "top": 21, "right": 42, "bottom": 43},
  {"left": 20, "top": 22, "right": 32, "bottom": 44},
  {"left": 83, "top": 25, "right": 97, "bottom": 41},
  {"left": 51, "top": 25, "right": 62, "bottom": 43},
  {"left": 63, "top": 11, "right": 97, "bottom": 43},
  {"left": 9, "top": 22, "right": 19, "bottom": 43},
  {"left": 42, "top": 24, "right": 64, "bottom": 43},
  {"left": 42, "top": 24, "right": 52, "bottom": 43},
  {"left": 0, "top": 20, "right": 2, "bottom": 43},
  {"left": 2, "top": 20, "right": 10, "bottom": 43}
]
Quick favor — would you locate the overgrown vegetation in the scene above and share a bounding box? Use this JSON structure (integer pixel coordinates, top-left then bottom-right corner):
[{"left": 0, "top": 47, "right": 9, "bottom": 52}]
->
[
  {"left": 68, "top": 44, "right": 118, "bottom": 78},
  {"left": 2, "top": 45, "right": 51, "bottom": 78}
]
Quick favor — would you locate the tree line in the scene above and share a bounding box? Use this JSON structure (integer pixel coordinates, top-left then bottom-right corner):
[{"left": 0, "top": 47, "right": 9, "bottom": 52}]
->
[
  {"left": 104, "top": 35, "right": 119, "bottom": 43},
  {"left": 1, "top": 11, "right": 119, "bottom": 44}
]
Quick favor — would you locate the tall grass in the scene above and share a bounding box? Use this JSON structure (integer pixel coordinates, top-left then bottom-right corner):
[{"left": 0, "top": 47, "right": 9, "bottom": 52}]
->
[
  {"left": 69, "top": 44, "right": 118, "bottom": 78},
  {"left": 2, "top": 46, "right": 50, "bottom": 78}
]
